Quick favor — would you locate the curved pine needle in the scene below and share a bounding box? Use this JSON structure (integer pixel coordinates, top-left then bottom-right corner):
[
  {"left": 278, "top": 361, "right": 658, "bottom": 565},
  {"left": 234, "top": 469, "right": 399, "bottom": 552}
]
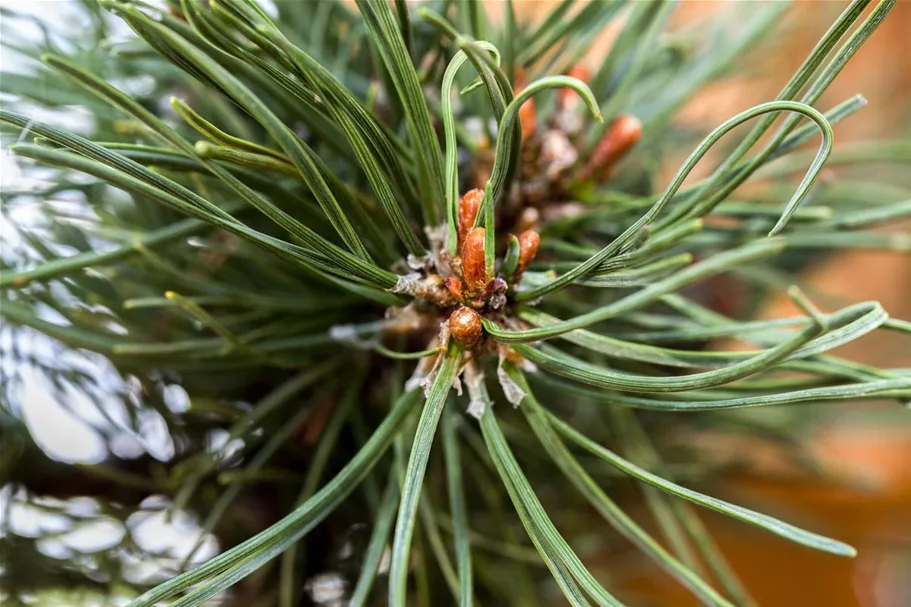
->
[
  {"left": 516, "top": 101, "right": 833, "bottom": 301},
  {"left": 521, "top": 300, "right": 888, "bottom": 377},
  {"left": 441, "top": 43, "right": 500, "bottom": 254},
  {"left": 511, "top": 312, "right": 826, "bottom": 393},
  {"left": 478, "top": 75, "right": 603, "bottom": 273},
  {"left": 487, "top": 238, "right": 786, "bottom": 342},
  {"left": 529, "top": 375, "right": 911, "bottom": 411}
]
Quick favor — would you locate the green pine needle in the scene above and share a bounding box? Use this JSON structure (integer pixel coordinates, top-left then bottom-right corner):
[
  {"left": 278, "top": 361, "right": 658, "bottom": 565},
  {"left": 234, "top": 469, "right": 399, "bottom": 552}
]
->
[{"left": 1, "top": 1, "right": 909, "bottom": 605}]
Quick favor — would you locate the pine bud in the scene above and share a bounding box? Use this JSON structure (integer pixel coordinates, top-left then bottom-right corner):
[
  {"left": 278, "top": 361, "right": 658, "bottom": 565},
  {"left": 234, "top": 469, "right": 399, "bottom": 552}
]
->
[
  {"left": 458, "top": 189, "right": 483, "bottom": 246},
  {"left": 515, "top": 69, "right": 537, "bottom": 142},
  {"left": 567, "top": 64, "right": 590, "bottom": 82},
  {"left": 445, "top": 276, "right": 464, "bottom": 302},
  {"left": 449, "top": 306, "right": 482, "bottom": 347},
  {"left": 461, "top": 227, "right": 489, "bottom": 292},
  {"left": 517, "top": 230, "right": 541, "bottom": 272},
  {"left": 519, "top": 98, "right": 538, "bottom": 142},
  {"left": 583, "top": 114, "right": 642, "bottom": 180}
]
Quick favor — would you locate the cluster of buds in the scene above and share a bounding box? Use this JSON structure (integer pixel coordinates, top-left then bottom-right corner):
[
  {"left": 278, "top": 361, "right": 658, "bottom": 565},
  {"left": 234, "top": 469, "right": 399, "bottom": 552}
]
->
[
  {"left": 446, "top": 189, "right": 541, "bottom": 348},
  {"left": 442, "top": 67, "right": 638, "bottom": 350},
  {"left": 511, "top": 63, "right": 643, "bottom": 198}
]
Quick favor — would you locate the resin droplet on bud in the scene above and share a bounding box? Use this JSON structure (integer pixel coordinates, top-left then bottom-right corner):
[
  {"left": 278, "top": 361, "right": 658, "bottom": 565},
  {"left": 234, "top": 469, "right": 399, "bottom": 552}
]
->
[
  {"left": 458, "top": 189, "right": 483, "bottom": 246},
  {"left": 461, "top": 227, "right": 489, "bottom": 293},
  {"left": 450, "top": 306, "right": 482, "bottom": 347},
  {"left": 517, "top": 230, "right": 541, "bottom": 273}
]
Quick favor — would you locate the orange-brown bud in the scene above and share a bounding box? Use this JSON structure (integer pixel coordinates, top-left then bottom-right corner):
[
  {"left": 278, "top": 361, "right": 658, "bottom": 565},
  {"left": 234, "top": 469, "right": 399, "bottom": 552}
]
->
[
  {"left": 585, "top": 114, "right": 642, "bottom": 179},
  {"left": 515, "top": 67, "right": 528, "bottom": 90},
  {"left": 445, "top": 276, "right": 464, "bottom": 302},
  {"left": 458, "top": 189, "right": 483, "bottom": 246},
  {"left": 519, "top": 98, "right": 538, "bottom": 142},
  {"left": 517, "top": 230, "right": 541, "bottom": 272},
  {"left": 461, "top": 227, "right": 489, "bottom": 292},
  {"left": 567, "top": 64, "right": 591, "bottom": 82},
  {"left": 449, "top": 306, "right": 482, "bottom": 347},
  {"left": 514, "top": 68, "right": 537, "bottom": 142}
]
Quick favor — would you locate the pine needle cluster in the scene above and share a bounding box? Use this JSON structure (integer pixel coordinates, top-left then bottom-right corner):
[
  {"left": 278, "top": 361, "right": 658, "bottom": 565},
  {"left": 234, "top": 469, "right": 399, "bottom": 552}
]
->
[{"left": 1, "top": 1, "right": 909, "bottom": 606}]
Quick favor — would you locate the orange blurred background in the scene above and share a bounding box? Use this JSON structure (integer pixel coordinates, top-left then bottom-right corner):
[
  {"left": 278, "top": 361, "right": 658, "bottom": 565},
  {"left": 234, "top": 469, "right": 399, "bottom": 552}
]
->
[{"left": 510, "top": 2, "right": 911, "bottom": 605}]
